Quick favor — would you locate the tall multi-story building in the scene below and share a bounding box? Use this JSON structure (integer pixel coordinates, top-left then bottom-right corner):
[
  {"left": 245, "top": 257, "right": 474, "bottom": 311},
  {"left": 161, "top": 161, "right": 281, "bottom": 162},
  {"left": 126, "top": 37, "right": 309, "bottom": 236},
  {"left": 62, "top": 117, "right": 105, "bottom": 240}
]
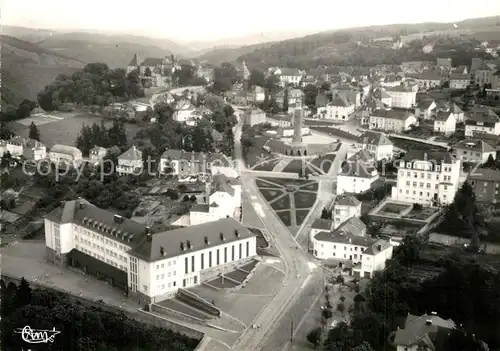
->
[
  {"left": 391, "top": 150, "right": 461, "bottom": 206},
  {"left": 44, "top": 199, "right": 257, "bottom": 304},
  {"left": 468, "top": 169, "right": 500, "bottom": 204}
]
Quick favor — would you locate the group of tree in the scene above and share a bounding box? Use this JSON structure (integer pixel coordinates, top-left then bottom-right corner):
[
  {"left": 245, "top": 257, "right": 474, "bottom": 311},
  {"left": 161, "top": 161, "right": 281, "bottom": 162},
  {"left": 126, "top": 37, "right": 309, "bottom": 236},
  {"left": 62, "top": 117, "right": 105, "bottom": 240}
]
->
[
  {"left": 171, "top": 64, "right": 208, "bottom": 87},
  {"left": 37, "top": 63, "right": 146, "bottom": 111},
  {"left": 29, "top": 122, "right": 41, "bottom": 141},
  {"left": 75, "top": 119, "right": 128, "bottom": 155},
  {"left": 1, "top": 99, "right": 38, "bottom": 122},
  {"left": 211, "top": 62, "right": 239, "bottom": 93},
  {"left": 310, "top": 235, "right": 499, "bottom": 351},
  {"left": 1, "top": 278, "right": 199, "bottom": 350}
]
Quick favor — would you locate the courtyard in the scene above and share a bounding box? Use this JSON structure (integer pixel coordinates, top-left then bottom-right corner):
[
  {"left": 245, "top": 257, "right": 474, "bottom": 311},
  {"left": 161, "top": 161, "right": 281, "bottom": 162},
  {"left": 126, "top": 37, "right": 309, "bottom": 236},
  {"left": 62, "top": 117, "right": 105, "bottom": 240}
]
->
[{"left": 256, "top": 177, "right": 318, "bottom": 233}]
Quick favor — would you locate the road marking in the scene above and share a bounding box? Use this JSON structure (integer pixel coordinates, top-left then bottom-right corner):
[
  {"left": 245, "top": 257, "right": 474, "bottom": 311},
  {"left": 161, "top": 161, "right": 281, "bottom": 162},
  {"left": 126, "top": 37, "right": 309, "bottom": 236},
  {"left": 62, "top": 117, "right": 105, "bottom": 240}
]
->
[{"left": 300, "top": 274, "right": 312, "bottom": 289}]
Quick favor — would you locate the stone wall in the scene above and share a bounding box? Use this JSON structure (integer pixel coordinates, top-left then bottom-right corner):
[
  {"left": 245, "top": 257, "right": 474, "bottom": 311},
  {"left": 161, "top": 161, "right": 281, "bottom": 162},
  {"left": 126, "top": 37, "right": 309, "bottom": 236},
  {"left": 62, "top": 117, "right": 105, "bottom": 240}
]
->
[{"left": 199, "top": 257, "right": 253, "bottom": 282}]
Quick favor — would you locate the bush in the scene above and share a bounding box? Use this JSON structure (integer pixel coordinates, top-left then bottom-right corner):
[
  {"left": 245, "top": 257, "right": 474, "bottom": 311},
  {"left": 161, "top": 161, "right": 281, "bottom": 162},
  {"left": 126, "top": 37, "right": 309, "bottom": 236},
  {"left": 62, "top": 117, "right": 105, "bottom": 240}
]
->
[
  {"left": 306, "top": 327, "right": 322, "bottom": 348},
  {"left": 413, "top": 203, "right": 423, "bottom": 211}
]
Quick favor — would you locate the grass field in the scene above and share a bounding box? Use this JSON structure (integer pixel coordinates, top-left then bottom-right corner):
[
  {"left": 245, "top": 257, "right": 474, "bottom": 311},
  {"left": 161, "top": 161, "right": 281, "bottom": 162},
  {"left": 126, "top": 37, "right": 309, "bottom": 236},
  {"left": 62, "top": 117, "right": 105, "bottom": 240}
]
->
[
  {"left": 389, "top": 137, "right": 448, "bottom": 153},
  {"left": 258, "top": 178, "right": 311, "bottom": 187},
  {"left": 10, "top": 113, "right": 140, "bottom": 148},
  {"left": 301, "top": 182, "right": 319, "bottom": 191},
  {"left": 258, "top": 188, "right": 284, "bottom": 202},
  {"left": 255, "top": 178, "right": 282, "bottom": 189},
  {"left": 296, "top": 209, "right": 310, "bottom": 226},
  {"left": 253, "top": 157, "right": 280, "bottom": 171},
  {"left": 282, "top": 159, "right": 314, "bottom": 174},
  {"left": 270, "top": 195, "right": 291, "bottom": 211},
  {"left": 277, "top": 211, "right": 292, "bottom": 226},
  {"left": 311, "top": 153, "right": 336, "bottom": 173},
  {"left": 244, "top": 136, "right": 272, "bottom": 168},
  {"left": 294, "top": 191, "right": 317, "bottom": 209}
]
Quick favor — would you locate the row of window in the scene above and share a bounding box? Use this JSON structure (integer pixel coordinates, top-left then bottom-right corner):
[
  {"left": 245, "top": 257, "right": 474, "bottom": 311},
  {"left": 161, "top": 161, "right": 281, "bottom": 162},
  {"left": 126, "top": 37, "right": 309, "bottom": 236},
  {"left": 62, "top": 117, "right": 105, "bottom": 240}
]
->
[
  {"left": 74, "top": 225, "right": 127, "bottom": 251},
  {"left": 75, "top": 236, "right": 127, "bottom": 263},
  {"left": 399, "top": 189, "right": 447, "bottom": 200},
  {"left": 405, "top": 182, "right": 439, "bottom": 190},
  {"left": 184, "top": 242, "right": 250, "bottom": 274},
  {"left": 156, "top": 271, "right": 176, "bottom": 280},
  {"left": 156, "top": 281, "right": 177, "bottom": 291},
  {"left": 155, "top": 260, "right": 176, "bottom": 270}
]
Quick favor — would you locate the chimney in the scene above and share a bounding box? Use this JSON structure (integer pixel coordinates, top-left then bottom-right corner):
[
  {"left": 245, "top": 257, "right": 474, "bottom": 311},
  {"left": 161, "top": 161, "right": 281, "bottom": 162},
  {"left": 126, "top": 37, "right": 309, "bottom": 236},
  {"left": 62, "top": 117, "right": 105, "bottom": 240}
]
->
[
  {"left": 79, "top": 201, "right": 85, "bottom": 209},
  {"left": 160, "top": 246, "right": 165, "bottom": 256},
  {"left": 377, "top": 244, "right": 382, "bottom": 251},
  {"left": 204, "top": 236, "right": 210, "bottom": 245},
  {"left": 234, "top": 229, "right": 239, "bottom": 238},
  {"left": 114, "top": 214, "right": 123, "bottom": 223},
  {"left": 186, "top": 240, "right": 192, "bottom": 249},
  {"left": 180, "top": 241, "right": 185, "bottom": 251},
  {"left": 425, "top": 319, "right": 432, "bottom": 325},
  {"left": 431, "top": 311, "right": 437, "bottom": 316},
  {"left": 220, "top": 232, "right": 225, "bottom": 241},
  {"left": 145, "top": 226, "right": 151, "bottom": 234},
  {"left": 146, "top": 233, "right": 152, "bottom": 242}
]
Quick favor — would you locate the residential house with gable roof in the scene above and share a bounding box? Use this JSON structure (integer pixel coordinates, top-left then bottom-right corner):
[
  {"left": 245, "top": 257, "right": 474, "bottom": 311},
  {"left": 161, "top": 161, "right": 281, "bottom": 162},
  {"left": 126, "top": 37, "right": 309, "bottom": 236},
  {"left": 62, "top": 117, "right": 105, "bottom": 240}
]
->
[
  {"left": 317, "top": 94, "right": 355, "bottom": 121},
  {"left": 391, "top": 150, "right": 461, "bottom": 206},
  {"left": 276, "top": 88, "right": 304, "bottom": 108},
  {"left": 465, "top": 107, "right": 500, "bottom": 136},
  {"left": 354, "top": 131, "right": 394, "bottom": 161},
  {"left": 336, "top": 151, "right": 379, "bottom": 195},
  {"left": 278, "top": 68, "right": 303, "bottom": 86},
  {"left": 243, "top": 107, "right": 267, "bottom": 126},
  {"left": 6, "top": 136, "right": 46, "bottom": 160},
  {"left": 309, "top": 219, "right": 335, "bottom": 245},
  {"left": 331, "top": 84, "right": 361, "bottom": 107},
  {"left": 392, "top": 312, "right": 455, "bottom": 351},
  {"left": 117, "top": 146, "right": 143, "bottom": 176},
  {"left": 369, "top": 109, "right": 417, "bottom": 133},
  {"left": 409, "top": 71, "right": 442, "bottom": 90},
  {"left": 126, "top": 54, "right": 174, "bottom": 88},
  {"left": 449, "top": 72, "right": 471, "bottom": 89},
  {"left": 173, "top": 100, "right": 196, "bottom": 123},
  {"left": 415, "top": 100, "right": 437, "bottom": 120},
  {"left": 452, "top": 139, "right": 496, "bottom": 164},
  {"left": 190, "top": 174, "right": 241, "bottom": 226},
  {"left": 44, "top": 199, "right": 257, "bottom": 303},
  {"left": 246, "top": 86, "right": 266, "bottom": 104},
  {"left": 333, "top": 194, "right": 362, "bottom": 229},
  {"left": 311, "top": 217, "right": 392, "bottom": 278},
  {"left": 89, "top": 146, "right": 108, "bottom": 166},
  {"left": 433, "top": 111, "right": 456, "bottom": 135}
]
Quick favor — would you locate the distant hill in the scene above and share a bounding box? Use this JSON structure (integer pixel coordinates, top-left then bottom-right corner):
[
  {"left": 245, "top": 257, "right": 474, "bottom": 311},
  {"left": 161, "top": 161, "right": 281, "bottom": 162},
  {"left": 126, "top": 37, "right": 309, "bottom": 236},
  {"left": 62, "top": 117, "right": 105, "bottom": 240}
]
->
[
  {"left": 234, "top": 16, "right": 500, "bottom": 69},
  {"left": 196, "top": 42, "right": 277, "bottom": 65},
  {"left": 2, "top": 26, "right": 191, "bottom": 69},
  {"left": 1, "top": 35, "right": 84, "bottom": 107}
]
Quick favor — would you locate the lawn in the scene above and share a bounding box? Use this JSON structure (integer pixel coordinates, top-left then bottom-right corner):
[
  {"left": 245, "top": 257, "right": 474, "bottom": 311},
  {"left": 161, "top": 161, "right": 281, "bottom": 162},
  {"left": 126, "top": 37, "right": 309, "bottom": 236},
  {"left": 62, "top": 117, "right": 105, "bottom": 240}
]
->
[
  {"left": 277, "top": 210, "right": 292, "bottom": 226},
  {"left": 270, "top": 194, "right": 292, "bottom": 211},
  {"left": 255, "top": 178, "right": 282, "bottom": 189},
  {"left": 259, "top": 177, "right": 311, "bottom": 187},
  {"left": 296, "top": 209, "right": 310, "bottom": 226},
  {"left": 309, "top": 126, "right": 359, "bottom": 140},
  {"left": 248, "top": 227, "right": 269, "bottom": 248},
  {"left": 10, "top": 113, "right": 140, "bottom": 149},
  {"left": 282, "top": 159, "right": 313, "bottom": 174},
  {"left": 310, "top": 153, "right": 336, "bottom": 173},
  {"left": 244, "top": 136, "right": 272, "bottom": 168},
  {"left": 253, "top": 157, "right": 280, "bottom": 171},
  {"left": 294, "top": 191, "right": 317, "bottom": 209},
  {"left": 403, "top": 207, "right": 438, "bottom": 220},
  {"left": 301, "top": 182, "right": 319, "bottom": 191},
  {"left": 379, "top": 202, "right": 410, "bottom": 214},
  {"left": 259, "top": 188, "right": 284, "bottom": 202},
  {"left": 388, "top": 137, "right": 448, "bottom": 153}
]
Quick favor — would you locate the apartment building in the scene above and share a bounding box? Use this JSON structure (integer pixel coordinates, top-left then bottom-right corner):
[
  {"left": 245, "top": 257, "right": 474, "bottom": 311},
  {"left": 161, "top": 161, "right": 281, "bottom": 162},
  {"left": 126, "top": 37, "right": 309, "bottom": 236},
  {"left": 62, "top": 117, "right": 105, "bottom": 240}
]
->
[
  {"left": 474, "top": 63, "right": 495, "bottom": 87},
  {"left": 6, "top": 136, "right": 46, "bottom": 160},
  {"left": 49, "top": 144, "right": 83, "bottom": 168},
  {"left": 44, "top": 199, "right": 257, "bottom": 303},
  {"left": 391, "top": 150, "right": 461, "bottom": 206},
  {"left": 317, "top": 94, "right": 355, "bottom": 121},
  {"left": 468, "top": 169, "right": 500, "bottom": 204},
  {"left": 369, "top": 109, "right": 417, "bottom": 133},
  {"left": 332, "top": 194, "right": 362, "bottom": 229},
  {"left": 384, "top": 86, "right": 417, "bottom": 109},
  {"left": 452, "top": 139, "right": 496, "bottom": 164},
  {"left": 433, "top": 111, "right": 456, "bottom": 136},
  {"left": 449, "top": 73, "right": 470, "bottom": 89}
]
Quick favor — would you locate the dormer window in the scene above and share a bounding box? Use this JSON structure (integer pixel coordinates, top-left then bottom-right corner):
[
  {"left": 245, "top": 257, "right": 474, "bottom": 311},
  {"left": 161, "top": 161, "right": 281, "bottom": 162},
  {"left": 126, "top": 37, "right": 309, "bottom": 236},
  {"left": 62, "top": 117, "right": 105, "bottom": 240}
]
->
[{"left": 406, "top": 163, "right": 412, "bottom": 169}]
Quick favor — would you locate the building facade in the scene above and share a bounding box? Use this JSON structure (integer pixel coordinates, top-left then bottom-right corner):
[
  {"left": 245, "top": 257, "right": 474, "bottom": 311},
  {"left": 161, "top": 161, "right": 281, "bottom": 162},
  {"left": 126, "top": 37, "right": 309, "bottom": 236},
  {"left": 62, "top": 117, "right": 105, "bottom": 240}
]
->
[
  {"left": 333, "top": 194, "right": 362, "bottom": 229},
  {"left": 384, "top": 86, "right": 417, "bottom": 109},
  {"left": 44, "top": 200, "right": 257, "bottom": 304},
  {"left": 49, "top": 144, "right": 83, "bottom": 167},
  {"left": 391, "top": 150, "right": 461, "bottom": 206},
  {"left": 354, "top": 131, "right": 394, "bottom": 161},
  {"left": 117, "top": 146, "right": 143, "bottom": 175},
  {"left": 433, "top": 111, "right": 456, "bottom": 135},
  {"left": 159, "top": 150, "right": 236, "bottom": 178},
  {"left": 452, "top": 139, "right": 496, "bottom": 164},
  {"left": 369, "top": 109, "right": 417, "bottom": 133}
]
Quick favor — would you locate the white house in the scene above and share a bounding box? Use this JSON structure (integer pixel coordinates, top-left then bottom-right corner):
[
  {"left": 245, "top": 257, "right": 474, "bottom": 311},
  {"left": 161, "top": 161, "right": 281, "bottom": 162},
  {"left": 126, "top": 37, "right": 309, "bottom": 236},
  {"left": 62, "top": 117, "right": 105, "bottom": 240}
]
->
[
  {"left": 410, "top": 72, "right": 442, "bottom": 90},
  {"left": 452, "top": 139, "right": 496, "bottom": 164},
  {"left": 433, "top": 111, "right": 456, "bottom": 135},
  {"left": 355, "top": 131, "right": 394, "bottom": 161},
  {"left": 465, "top": 108, "right": 500, "bottom": 136},
  {"left": 369, "top": 109, "right": 417, "bottom": 133},
  {"left": 49, "top": 144, "right": 83, "bottom": 168},
  {"left": 160, "top": 150, "right": 236, "bottom": 179},
  {"left": 415, "top": 100, "right": 436, "bottom": 120},
  {"left": 317, "top": 94, "right": 355, "bottom": 121},
  {"left": 189, "top": 174, "right": 242, "bottom": 226},
  {"left": 312, "top": 218, "right": 393, "bottom": 279},
  {"left": 6, "top": 136, "right": 46, "bottom": 160},
  {"left": 384, "top": 86, "right": 417, "bottom": 109},
  {"left": 278, "top": 68, "right": 303, "bottom": 86},
  {"left": 380, "top": 75, "right": 402, "bottom": 88},
  {"left": 333, "top": 194, "right": 362, "bottom": 229},
  {"left": 392, "top": 313, "right": 455, "bottom": 351},
  {"left": 44, "top": 199, "right": 257, "bottom": 304},
  {"left": 247, "top": 86, "right": 266, "bottom": 104},
  {"left": 391, "top": 150, "right": 461, "bottom": 206},
  {"left": 89, "top": 146, "right": 108, "bottom": 166},
  {"left": 336, "top": 152, "right": 379, "bottom": 195},
  {"left": 173, "top": 100, "right": 196, "bottom": 122},
  {"left": 117, "top": 146, "right": 143, "bottom": 175}
]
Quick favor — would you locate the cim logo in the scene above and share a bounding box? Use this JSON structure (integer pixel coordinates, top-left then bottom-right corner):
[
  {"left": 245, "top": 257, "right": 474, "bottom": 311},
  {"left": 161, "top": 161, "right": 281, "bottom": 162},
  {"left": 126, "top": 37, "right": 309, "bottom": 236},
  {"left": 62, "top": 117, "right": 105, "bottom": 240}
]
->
[{"left": 14, "top": 326, "right": 61, "bottom": 344}]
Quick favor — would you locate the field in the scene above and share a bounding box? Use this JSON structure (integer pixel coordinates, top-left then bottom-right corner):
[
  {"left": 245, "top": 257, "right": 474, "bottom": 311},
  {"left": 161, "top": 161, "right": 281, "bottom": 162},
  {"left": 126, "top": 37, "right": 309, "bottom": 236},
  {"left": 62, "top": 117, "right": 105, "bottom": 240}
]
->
[
  {"left": 276, "top": 211, "right": 292, "bottom": 226},
  {"left": 282, "top": 159, "right": 314, "bottom": 174},
  {"left": 270, "top": 195, "right": 291, "bottom": 211},
  {"left": 294, "top": 191, "right": 317, "bottom": 209},
  {"left": 388, "top": 136, "right": 448, "bottom": 153},
  {"left": 310, "top": 153, "right": 336, "bottom": 173},
  {"left": 295, "top": 209, "right": 310, "bottom": 226},
  {"left": 253, "top": 157, "right": 280, "bottom": 171},
  {"left": 379, "top": 202, "right": 410, "bottom": 215},
  {"left": 9, "top": 112, "right": 140, "bottom": 149},
  {"left": 259, "top": 188, "right": 284, "bottom": 202}
]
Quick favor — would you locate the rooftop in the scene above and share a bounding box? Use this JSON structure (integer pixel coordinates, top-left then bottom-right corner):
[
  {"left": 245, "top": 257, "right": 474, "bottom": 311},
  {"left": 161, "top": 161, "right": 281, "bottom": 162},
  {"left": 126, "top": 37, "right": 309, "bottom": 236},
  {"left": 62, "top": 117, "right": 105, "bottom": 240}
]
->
[
  {"left": 45, "top": 199, "right": 147, "bottom": 246},
  {"left": 402, "top": 150, "right": 454, "bottom": 164},
  {"left": 119, "top": 146, "right": 142, "bottom": 161},
  {"left": 371, "top": 109, "right": 414, "bottom": 120},
  {"left": 453, "top": 139, "right": 495, "bottom": 153},
  {"left": 393, "top": 313, "right": 455, "bottom": 347},
  {"left": 357, "top": 131, "right": 393, "bottom": 147},
  {"left": 434, "top": 111, "right": 453, "bottom": 122},
  {"left": 160, "top": 150, "right": 231, "bottom": 167},
  {"left": 339, "top": 159, "right": 377, "bottom": 178},
  {"left": 335, "top": 194, "right": 361, "bottom": 207},
  {"left": 50, "top": 144, "right": 82, "bottom": 157},
  {"left": 128, "top": 218, "right": 256, "bottom": 262},
  {"left": 468, "top": 168, "right": 500, "bottom": 182},
  {"left": 311, "top": 219, "right": 334, "bottom": 230}
]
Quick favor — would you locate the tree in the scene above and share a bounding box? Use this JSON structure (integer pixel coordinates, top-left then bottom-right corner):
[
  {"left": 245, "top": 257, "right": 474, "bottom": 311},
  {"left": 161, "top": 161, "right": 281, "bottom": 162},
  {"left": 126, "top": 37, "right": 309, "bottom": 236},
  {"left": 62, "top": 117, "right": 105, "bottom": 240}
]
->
[
  {"left": 336, "top": 275, "right": 344, "bottom": 285},
  {"left": 304, "top": 84, "right": 319, "bottom": 108},
  {"left": 321, "top": 207, "right": 329, "bottom": 219},
  {"left": 29, "top": 122, "right": 41, "bottom": 141},
  {"left": 353, "top": 341, "right": 375, "bottom": 351},
  {"left": 337, "top": 303, "right": 345, "bottom": 315},
  {"left": 306, "top": 327, "right": 322, "bottom": 348},
  {"left": 484, "top": 154, "right": 496, "bottom": 168},
  {"left": 283, "top": 88, "right": 289, "bottom": 112},
  {"left": 249, "top": 70, "right": 266, "bottom": 88},
  {"left": 16, "top": 277, "right": 32, "bottom": 307},
  {"left": 322, "top": 322, "right": 354, "bottom": 351},
  {"left": 16, "top": 99, "right": 37, "bottom": 119}
]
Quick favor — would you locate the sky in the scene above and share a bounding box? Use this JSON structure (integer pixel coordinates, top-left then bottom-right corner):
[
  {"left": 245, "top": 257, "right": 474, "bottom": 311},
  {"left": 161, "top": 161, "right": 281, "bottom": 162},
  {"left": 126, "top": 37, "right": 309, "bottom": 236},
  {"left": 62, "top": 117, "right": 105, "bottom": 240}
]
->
[{"left": 2, "top": 0, "right": 500, "bottom": 42}]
